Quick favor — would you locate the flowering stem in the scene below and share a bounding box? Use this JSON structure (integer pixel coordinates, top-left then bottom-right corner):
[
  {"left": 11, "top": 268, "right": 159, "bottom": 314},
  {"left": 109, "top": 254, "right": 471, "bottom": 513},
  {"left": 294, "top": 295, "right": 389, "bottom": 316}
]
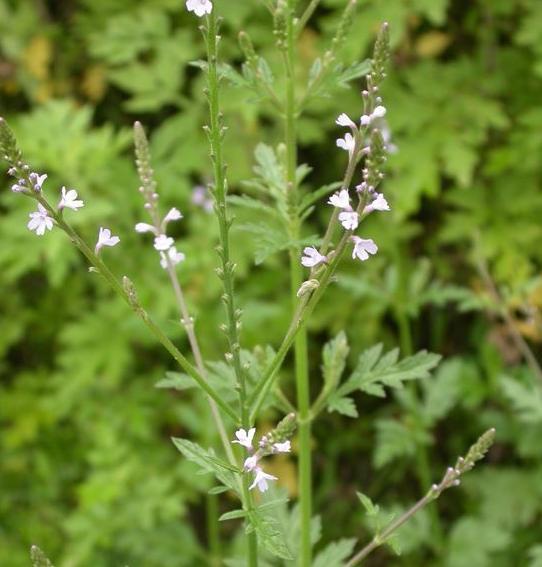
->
[
  {"left": 282, "top": 0, "right": 313, "bottom": 564},
  {"left": 206, "top": 10, "right": 258, "bottom": 563},
  {"left": 345, "top": 428, "right": 496, "bottom": 566}
]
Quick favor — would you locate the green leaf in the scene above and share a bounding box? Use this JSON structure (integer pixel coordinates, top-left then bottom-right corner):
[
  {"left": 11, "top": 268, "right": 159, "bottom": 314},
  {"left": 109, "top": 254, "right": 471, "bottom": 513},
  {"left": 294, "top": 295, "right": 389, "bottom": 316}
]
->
[
  {"left": 155, "top": 371, "right": 194, "bottom": 391},
  {"left": 171, "top": 438, "right": 239, "bottom": 493},
  {"left": 327, "top": 395, "right": 358, "bottom": 418},
  {"left": 248, "top": 509, "right": 293, "bottom": 560},
  {"left": 342, "top": 346, "right": 441, "bottom": 398},
  {"left": 336, "top": 60, "right": 372, "bottom": 86},
  {"left": 501, "top": 376, "right": 542, "bottom": 423},
  {"left": 313, "top": 538, "right": 357, "bottom": 567},
  {"left": 356, "top": 492, "right": 379, "bottom": 517},
  {"left": 219, "top": 509, "right": 247, "bottom": 522},
  {"left": 373, "top": 419, "right": 421, "bottom": 468},
  {"left": 208, "top": 486, "right": 230, "bottom": 495},
  {"left": 421, "top": 358, "right": 462, "bottom": 424},
  {"left": 322, "top": 332, "right": 350, "bottom": 394}
]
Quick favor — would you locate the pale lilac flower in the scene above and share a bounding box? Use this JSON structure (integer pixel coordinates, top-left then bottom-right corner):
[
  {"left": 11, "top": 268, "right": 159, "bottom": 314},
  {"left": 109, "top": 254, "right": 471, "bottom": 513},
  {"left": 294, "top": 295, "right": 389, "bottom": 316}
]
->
[
  {"left": 95, "top": 227, "right": 120, "bottom": 254},
  {"left": 28, "top": 172, "right": 47, "bottom": 192},
  {"left": 273, "top": 441, "right": 291, "bottom": 453},
  {"left": 153, "top": 234, "right": 174, "bottom": 251},
  {"left": 58, "top": 187, "right": 84, "bottom": 211},
  {"left": 249, "top": 467, "right": 278, "bottom": 493},
  {"left": 363, "top": 193, "right": 390, "bottom": 214},
  {"left": 11, "top": 180, "right": 26, "bottom": 193},
  {"left": 27, "top": 204, "right": 54, "bottom": 236},
  {"left": 360, "top": 115, "right": 371, "bottom": 127},
  {"left": 336, "top": 113, "right": 356, "bottom": 128},
  {"left": 192, "top": 185, "right": 214, "bottom": 213},
  {"left": 186, "top": 0, "right": 212, "bottom": 17},
  {"left": 328, "top": 189, "right": 350, "bottom": 209},
  {"left": 135, "top": 222, "right": 158, "bottom": 234},
  {"left": 336, "top": 132, "right": 355, "bottom": 154},
  {"left": 338, "top": 211, "right": 359, "bottom": 231},
  {"left": 351, "top": 236, "right": 378, "bottom": 262},
  {"left": 159, "top": 246, "right": 186, "bottom": 269},
  {"left": 232, "top": 428, "right": 256, "bottom": 450},
  {"left": 7, "top": 167, "right": 17, "bottom": 176},
  {"left": 163, "top": 207, "right": 183, "bottom": 224},
  {"left": 244, "top": 455, "right": 259, "bottom": 471},
  {"left": 301, "top": 247, "right": 326, "bottom": 268}
]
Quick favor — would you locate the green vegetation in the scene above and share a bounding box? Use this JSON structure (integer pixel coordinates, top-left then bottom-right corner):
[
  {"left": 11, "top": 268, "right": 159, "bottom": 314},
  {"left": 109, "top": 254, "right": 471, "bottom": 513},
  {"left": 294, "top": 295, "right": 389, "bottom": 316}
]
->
[{"left": 1, "top": 0, "right": 541, "bottom": 565}]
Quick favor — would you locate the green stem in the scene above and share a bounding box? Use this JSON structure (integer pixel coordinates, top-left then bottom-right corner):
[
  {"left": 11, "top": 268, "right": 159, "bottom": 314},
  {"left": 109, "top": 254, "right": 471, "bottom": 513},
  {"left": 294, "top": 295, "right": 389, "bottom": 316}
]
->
[
  {"left": 206, "top": 493, "right": 221, "bottom": 567},
  {"left": 297, "top": 0, "right": 321, "bottom": 34},
  {"left": 283, "top": 0, "right": 313, "bottom": 564},
  {"left": 206, "top": 11, "right": 258, "bottom": 564}
]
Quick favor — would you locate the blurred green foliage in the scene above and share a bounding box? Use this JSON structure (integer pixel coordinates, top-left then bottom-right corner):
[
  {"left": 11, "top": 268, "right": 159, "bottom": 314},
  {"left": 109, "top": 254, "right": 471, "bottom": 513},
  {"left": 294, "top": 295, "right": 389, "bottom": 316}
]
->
[{"left": 1, "top": 0, "right": 542, "bottom": 565}]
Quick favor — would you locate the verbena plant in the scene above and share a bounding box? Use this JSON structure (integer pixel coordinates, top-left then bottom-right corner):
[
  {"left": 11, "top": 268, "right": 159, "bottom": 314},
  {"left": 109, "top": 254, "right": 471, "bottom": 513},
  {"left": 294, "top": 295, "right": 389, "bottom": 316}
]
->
[{"left": 0, "top": 1, "right": 495, "bottom": 565}]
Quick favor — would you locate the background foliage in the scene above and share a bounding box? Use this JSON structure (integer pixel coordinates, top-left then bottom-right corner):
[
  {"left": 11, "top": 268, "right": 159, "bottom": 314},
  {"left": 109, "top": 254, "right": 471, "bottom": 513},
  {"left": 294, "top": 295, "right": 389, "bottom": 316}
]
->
[{"left": 1, "top": 0, "right": 542, "bottom": 565}]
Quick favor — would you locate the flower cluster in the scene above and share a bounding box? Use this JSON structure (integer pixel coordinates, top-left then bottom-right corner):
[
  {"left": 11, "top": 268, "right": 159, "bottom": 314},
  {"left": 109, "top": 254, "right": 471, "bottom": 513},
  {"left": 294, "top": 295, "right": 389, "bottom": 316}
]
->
[
  {"left": 5, "top": 158, "right": 120, "bottom": 254},
  {"left": 301, "top": 24, "right": 392, "bottom": 271},
  {"left": 133, "top": 122, "right": 185, "bottom": 270},
  {"left": 232, "top": 414, "right": 296, "bottom": 493}
]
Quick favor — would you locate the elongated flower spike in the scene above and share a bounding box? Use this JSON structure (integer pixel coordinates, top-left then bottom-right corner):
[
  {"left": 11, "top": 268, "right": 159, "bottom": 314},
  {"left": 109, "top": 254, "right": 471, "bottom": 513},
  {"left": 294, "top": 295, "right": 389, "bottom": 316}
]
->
[{"left": 232, "top": 415, "right": 296, "bottom": 493}]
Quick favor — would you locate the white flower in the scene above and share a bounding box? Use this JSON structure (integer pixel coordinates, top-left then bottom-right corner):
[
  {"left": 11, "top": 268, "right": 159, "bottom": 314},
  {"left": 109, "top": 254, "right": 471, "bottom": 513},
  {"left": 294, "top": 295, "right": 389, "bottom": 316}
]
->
[
  {"left": 153, "top": 234, "right": 174, "bottom": 251},
  {"left": 186, "top": 0, "right": 212, "bottom": 17},
  {"left": 95, "top": 227, "right": 120, "bottom": 253},
  {"left": 164, "top": 207, "right": 183, "bottom": 224},
  {"left": 29, "top": 172, "right": 47, "bottom": 192},
  {"left": 301, "top": 247, "right": 326, "bottom": 268},
  {"left": 244, "top": 455, "right": 259, "bottom": 471},
  {"left": 273, "top": 441, "right": 291, "bottom": 453},
  {"left": 135, "top": 222, "right": 157, "bottom": 234},
  {"left": 160, "top": 246, "right": 186, "bottom": 269},
  {"left": 232, "top": 428, "right": 256, "bottom": 450},
  {"left": 192, "top": 185, "right": 214, "bottom": 213},
  {"left": 336, "top": 132, "right": 355, "bottom": 154},
  {"left": 249, "top": 467, "right": 278, "bottom": 493},
  {"left": 58, "top": 187, "right": 84, "bottom": 211},
  {"left": 27, "top": 204, "right": 54, "bottom": 236},
  {"left": 351, "top": 236, "right": 378, "bottom": 262},
  {"left": 363, "top": 193, "right": 390, "bottom": 214},
  {"left": 336, "top": 113, "right": 356, "bottom": 128},
  {"left": 360, "top": 105, "right": 387, "bottom": 127},
  {"left": 338, "top": 211, "right": 359, "bottom": 231},
  {"left": 328, "top": 189, "right": 350, "bottom": 209},
  {"left": 372, "top": 105, "right": 387, "bottom": 118}
]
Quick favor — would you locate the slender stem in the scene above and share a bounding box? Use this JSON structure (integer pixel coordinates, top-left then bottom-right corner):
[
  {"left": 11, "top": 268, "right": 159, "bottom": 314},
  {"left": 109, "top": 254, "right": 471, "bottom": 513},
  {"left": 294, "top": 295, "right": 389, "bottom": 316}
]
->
[
  {"left": 297, "top": 0, "right": 321, "bottom": 35},
  {"left": 477, "top": 255, "right": 542, "bottom": 383},
  {"left": 283, "top": 1, "right": 313, "bottom": 564},
  {"left": 164, "top": 260, "right": 235, "bottom": 464},
  {"left": 345, "top": 491, "right": 435, "bottom": 566},
  {"left": 206, "top": 11, "right": 258, "bottom": 564},
  {"left": 206, "top": 493, "right": 221, "bottom": 567}
]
